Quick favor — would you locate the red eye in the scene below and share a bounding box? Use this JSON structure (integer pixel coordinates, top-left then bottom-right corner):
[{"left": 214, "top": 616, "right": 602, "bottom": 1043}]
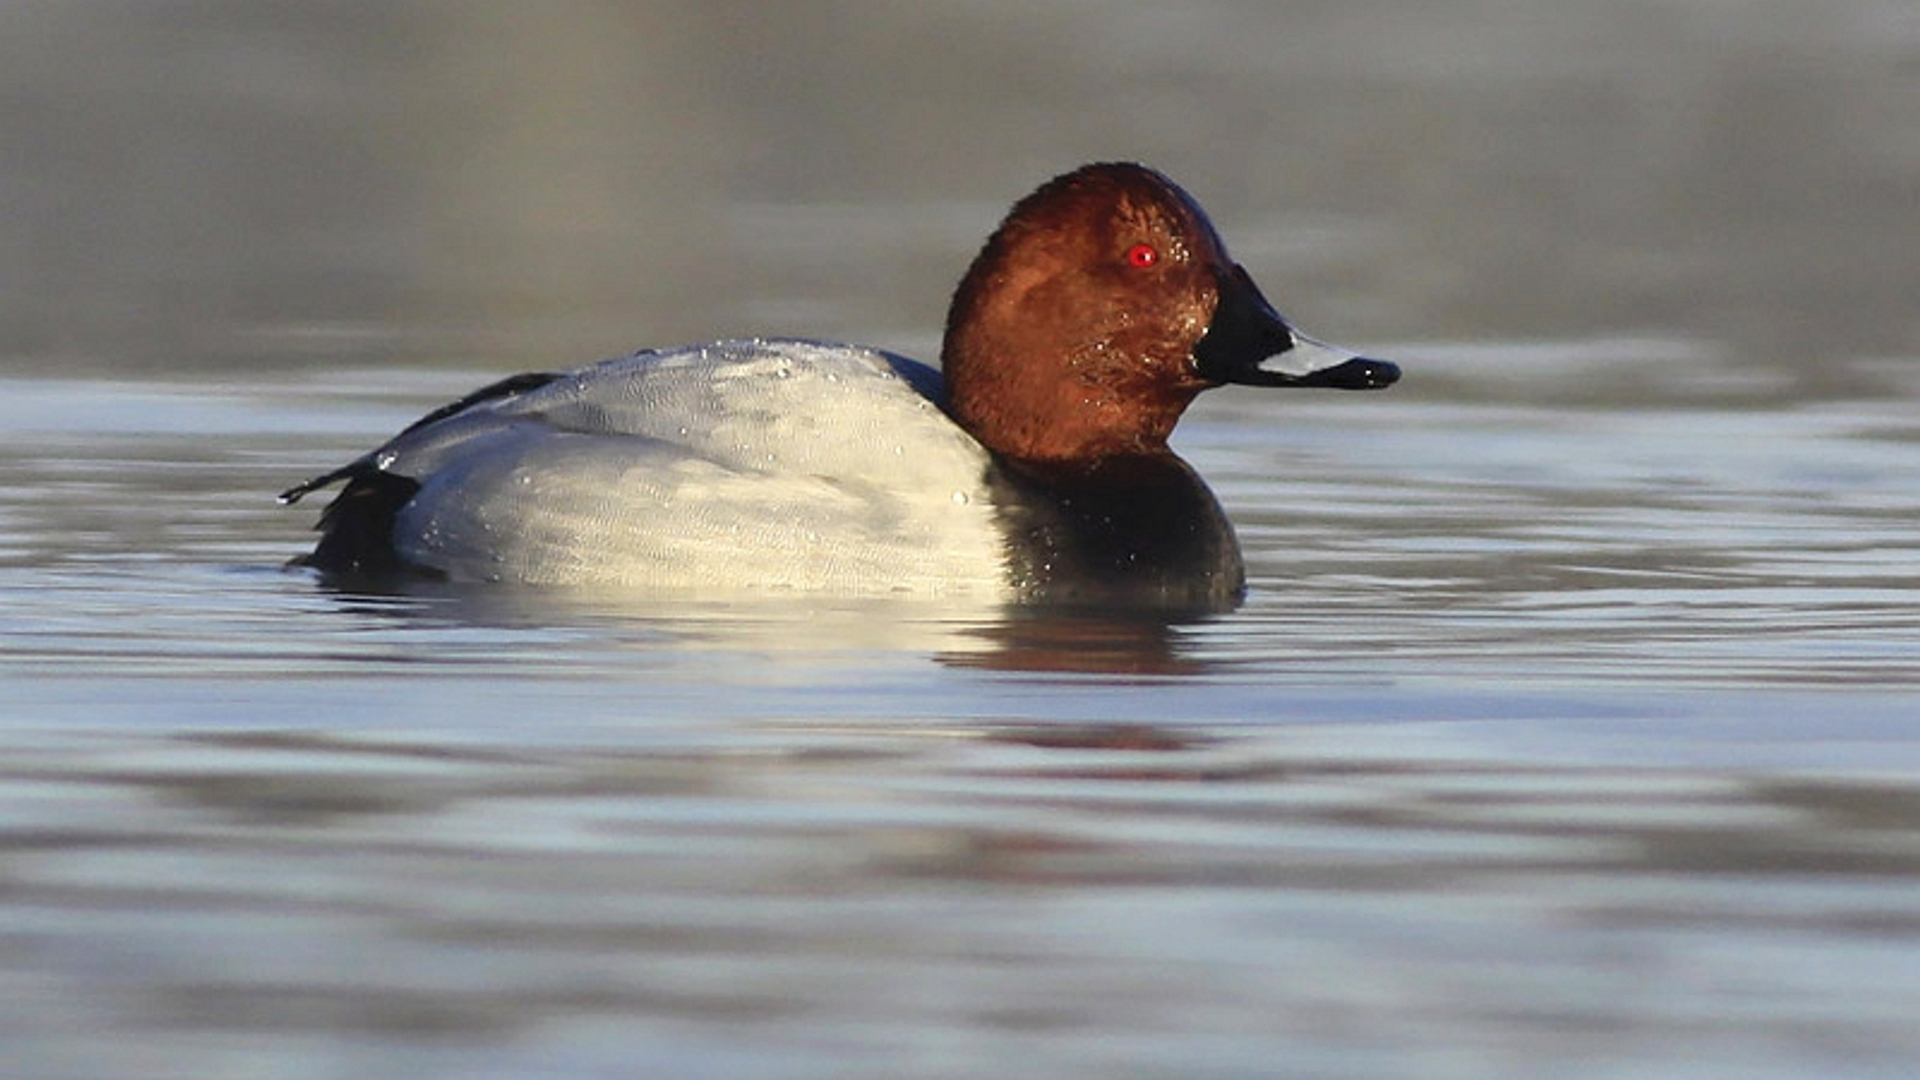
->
[{"left": 1125, "top": 243, "right": 1159, "bottom": 269}]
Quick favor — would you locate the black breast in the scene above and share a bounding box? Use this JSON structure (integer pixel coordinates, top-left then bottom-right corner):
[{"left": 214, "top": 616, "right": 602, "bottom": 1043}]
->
[{"left": 989, "top": 453, "right": 1246, "bottom": 612}]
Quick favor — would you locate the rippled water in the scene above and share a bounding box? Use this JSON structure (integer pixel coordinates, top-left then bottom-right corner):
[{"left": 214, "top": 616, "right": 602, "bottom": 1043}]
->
[
  {"left": 6, "top": 3, "right": 1920, "bottom": 1078},
  {"left": 7, "top": 348, "right": 1920, "bottom": 1079}
]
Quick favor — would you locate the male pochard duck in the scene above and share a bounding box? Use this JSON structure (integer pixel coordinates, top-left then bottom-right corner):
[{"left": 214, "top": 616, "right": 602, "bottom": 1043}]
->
[{"left": 283, "top": 163, "right": 1398, "bottom": 609}]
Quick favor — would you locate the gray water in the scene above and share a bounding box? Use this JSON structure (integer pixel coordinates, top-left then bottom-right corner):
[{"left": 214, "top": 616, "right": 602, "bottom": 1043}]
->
[{"left": 5, "top": 4, "right": 1920, "bottom": 1079}]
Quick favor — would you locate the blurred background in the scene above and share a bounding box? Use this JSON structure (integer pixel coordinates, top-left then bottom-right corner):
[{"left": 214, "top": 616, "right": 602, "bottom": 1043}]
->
[{"left": 5, "top": 0, "right": 1916, "bottom": 392}]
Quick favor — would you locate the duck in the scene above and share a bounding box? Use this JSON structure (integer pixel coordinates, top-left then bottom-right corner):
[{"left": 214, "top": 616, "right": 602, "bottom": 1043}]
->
[{"left": 281, "top": 162, "right": 1398, "bottom": 610}]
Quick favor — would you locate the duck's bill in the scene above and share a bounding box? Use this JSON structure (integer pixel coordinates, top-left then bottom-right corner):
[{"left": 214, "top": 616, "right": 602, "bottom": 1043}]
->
[
  {"left": 1194, "top": 264, "right": 1400, "bottom": 391},
  {"left": 1240, "top": 333, "right": 1401, "bottom": 390}
]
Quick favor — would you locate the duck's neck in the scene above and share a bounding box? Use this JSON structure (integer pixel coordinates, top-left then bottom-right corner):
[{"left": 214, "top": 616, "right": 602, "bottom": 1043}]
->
[{"left": 948, "top": 354, "right": 1197, "bottom": 462}]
